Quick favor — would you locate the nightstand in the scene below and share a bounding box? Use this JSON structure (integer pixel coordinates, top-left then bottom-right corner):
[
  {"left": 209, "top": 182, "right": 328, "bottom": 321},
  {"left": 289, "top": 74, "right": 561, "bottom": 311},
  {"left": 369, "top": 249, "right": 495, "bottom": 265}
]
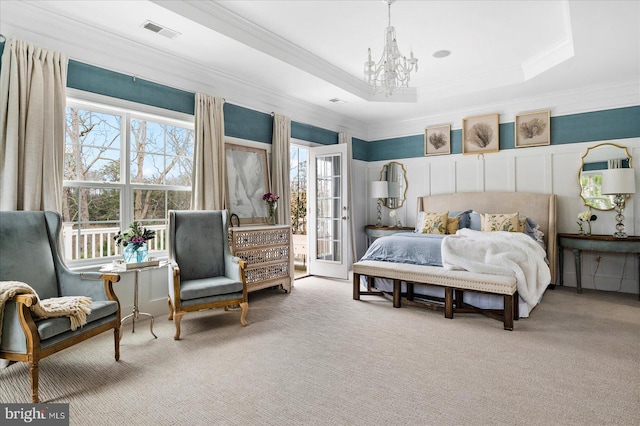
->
[
  {"left": 364, "top": 225, "right": 414, "bottom": 248},
  {"left": 557, "top": 233, "right": 640, "bottom": 299}
]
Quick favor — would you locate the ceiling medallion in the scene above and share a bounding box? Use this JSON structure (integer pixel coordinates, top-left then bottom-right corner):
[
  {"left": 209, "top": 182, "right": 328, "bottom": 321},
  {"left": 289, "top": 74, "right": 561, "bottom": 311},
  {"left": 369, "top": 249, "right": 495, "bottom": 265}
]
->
[{"left": 364, "top": 0, "right": 418, "bottom": 97}]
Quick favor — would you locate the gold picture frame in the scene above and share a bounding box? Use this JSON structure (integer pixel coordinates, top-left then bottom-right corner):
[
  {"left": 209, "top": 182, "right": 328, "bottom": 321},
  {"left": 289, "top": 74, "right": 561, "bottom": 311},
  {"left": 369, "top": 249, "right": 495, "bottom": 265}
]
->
[
  {"left": 462, "top": 113, "right": 499, "bottom": 155},
  {"left": 225, "top": 143, "right": 271, "bottom": 224},
  {"left": 424, "top": 124, "right": 451, "bottom": 156},
  {"left": 515, "top": 110, "right": 550, "bottom": 148}
]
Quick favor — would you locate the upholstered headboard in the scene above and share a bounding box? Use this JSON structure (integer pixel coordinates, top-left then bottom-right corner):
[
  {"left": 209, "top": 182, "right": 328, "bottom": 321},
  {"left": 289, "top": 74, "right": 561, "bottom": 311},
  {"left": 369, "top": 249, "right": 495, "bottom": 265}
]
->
[{"left": 417, "top": 192, "right": 557, "bottom": 284}]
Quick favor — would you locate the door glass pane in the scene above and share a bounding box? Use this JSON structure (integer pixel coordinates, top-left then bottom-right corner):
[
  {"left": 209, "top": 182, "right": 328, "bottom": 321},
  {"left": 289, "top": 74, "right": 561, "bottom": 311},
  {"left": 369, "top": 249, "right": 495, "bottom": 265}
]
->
[{"left": 315, "top": 154, "right": 341, "bottom": 262}]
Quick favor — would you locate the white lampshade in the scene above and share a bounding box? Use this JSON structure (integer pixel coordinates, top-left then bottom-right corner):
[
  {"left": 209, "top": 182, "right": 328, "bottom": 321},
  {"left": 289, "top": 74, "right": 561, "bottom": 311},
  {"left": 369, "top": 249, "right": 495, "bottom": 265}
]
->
[
  {"left": 601, "top": 168, "right": 636, "bottom": 195},
  {"left": 370, "top": 181, "right": 388, "bottom": 199}
]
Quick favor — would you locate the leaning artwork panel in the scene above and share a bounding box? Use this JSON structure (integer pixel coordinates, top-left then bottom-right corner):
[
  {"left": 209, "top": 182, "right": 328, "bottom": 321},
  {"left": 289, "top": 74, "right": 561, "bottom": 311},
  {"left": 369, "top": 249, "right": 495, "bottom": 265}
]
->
[{"left": 225, "top": 143, "right": 270, "bottom": 224}]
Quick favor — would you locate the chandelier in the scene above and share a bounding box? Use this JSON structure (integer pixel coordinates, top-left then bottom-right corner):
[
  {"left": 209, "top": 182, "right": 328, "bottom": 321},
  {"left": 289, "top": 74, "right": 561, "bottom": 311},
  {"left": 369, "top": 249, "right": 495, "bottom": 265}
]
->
[{"left": 364, "top": 0, "right": 418, "bottom": 97}]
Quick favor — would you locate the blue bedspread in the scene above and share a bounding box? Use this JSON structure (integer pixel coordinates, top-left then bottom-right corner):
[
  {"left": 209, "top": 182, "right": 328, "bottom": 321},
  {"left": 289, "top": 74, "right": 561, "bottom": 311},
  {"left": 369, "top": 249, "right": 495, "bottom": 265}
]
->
[{"left": 360, "top": 232, "right": 445, "bottom": 266}]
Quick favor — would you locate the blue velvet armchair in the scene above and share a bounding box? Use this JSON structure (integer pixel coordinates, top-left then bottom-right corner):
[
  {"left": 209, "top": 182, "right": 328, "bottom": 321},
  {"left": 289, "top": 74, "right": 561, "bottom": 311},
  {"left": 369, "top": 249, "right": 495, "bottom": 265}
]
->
[
  {"left": 167, "top": 210, "right": 248, "bottom": 340},
  {"left": 0, "top": 211, "right": 121, "bottom": 402}
]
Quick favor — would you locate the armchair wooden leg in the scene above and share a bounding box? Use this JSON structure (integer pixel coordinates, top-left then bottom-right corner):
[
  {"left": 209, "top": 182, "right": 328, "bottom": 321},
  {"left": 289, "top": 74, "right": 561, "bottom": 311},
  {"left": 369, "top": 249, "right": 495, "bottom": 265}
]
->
[
  {"left": 30, "top": 361, "right": 39, "bottom": 403},
  {"left": 173, "top": 311, "right": 184, "bottom": 340},
  {"left": 239, "top": 302, "right": 248, "bottom": 327},
  {"left": 114, "top": 326, "right": 120, "bottom": 361},
  {"left": 167, "top": 296, "right": 174, "bottom": 321}
]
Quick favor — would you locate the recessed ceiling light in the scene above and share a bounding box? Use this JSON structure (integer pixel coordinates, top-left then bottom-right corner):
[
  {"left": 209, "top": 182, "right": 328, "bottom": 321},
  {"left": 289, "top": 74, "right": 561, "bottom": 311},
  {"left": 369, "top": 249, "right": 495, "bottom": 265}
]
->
[
  {"left": 329, "top": 98, "right": 347, "bottom": 104},
  {"left": 433, "top": 50, "right": 451, "bottom": 58}
]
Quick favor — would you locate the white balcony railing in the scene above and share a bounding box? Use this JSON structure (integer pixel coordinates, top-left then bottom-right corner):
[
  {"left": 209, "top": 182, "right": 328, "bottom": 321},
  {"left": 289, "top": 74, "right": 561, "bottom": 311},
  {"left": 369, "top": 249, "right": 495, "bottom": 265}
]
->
[{"left": 63, "top": 224, "right": 166, "bottom": 261}]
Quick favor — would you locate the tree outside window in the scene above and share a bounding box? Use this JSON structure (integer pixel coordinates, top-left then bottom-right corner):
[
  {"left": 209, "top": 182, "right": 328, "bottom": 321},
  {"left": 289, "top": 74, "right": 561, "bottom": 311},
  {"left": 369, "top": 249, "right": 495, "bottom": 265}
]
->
[{"left": 63, "top": 103, "right": 193, "bottom": 262}]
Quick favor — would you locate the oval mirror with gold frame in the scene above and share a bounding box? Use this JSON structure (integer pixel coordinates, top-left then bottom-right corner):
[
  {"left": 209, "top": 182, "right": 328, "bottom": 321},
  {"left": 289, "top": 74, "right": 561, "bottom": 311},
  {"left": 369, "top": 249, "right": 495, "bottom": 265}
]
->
[
  {"left": 379, "top": 161, "right": 408, "bottom": 209},
  {"left": 579, "top": 142, "right": 632, "bottom": 210}
]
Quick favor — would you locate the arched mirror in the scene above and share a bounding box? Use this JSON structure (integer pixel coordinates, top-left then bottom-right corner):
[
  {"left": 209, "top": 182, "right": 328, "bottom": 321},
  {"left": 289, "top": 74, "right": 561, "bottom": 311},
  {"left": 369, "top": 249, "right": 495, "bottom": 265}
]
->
[
  {"left": 379, "top": 161, "right": 407, "bottom": 209},
  {"left": 579, "top": 143, "right": 632, "bottom": 210}
]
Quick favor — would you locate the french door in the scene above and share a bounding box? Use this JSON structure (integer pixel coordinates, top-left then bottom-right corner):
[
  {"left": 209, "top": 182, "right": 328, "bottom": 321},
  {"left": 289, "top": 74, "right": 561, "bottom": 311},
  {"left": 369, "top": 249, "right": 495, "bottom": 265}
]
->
[{"left": 308, "top": 143, "right": 349, "bottom": 280}]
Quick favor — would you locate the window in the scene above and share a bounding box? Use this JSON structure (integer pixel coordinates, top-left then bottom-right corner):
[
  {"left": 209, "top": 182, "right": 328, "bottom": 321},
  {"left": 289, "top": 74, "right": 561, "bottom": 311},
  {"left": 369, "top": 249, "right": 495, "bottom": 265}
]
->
[{"left": 63, "top": 99, "right": 194, "bottom": 263}]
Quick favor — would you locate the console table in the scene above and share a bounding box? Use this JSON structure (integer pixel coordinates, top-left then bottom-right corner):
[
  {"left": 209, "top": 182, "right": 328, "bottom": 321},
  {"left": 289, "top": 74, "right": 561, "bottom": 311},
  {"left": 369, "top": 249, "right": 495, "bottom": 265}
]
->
[
  {"left": 365, "top": 225, "right": 414, "bottom": 248},
  {"left": 557, "top": 233, "right": 640, "bottom": 299}
]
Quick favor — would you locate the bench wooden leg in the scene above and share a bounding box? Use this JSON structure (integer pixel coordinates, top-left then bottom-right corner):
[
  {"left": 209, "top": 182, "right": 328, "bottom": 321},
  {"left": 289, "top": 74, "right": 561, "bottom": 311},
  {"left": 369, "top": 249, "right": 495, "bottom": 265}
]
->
[
  {"left": 393, "top": 279, "right": 401, "bottom": 308},
  {"left": 445, "top": 287, "right": 454, "bottom": 319},
  {"left": 514, "top": 290, "right": 520, "bottom": 320},
  {"left": 455, "top": 289, "right": 464, "bottom": 308},
  {"left": 407, "top": 282, "right": 414, "bottom": 301},
  {"left": 503, "top": 294, "right": 514, "bottom": 331},
  {"left": 353, "top": 272, "right": 360, "bottom": 300}
]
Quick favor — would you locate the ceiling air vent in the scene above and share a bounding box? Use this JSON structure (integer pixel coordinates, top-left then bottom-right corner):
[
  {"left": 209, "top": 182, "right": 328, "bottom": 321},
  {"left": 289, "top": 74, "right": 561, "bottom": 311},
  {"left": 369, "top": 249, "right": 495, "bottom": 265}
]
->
[{"left": 142, "top": 20, "right": 180, "bottom": 40}]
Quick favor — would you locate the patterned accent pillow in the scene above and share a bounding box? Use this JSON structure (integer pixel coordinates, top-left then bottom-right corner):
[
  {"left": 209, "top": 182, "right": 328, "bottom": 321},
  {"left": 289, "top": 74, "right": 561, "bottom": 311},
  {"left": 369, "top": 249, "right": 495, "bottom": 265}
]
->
[
  {"left": 446, "top": 216, "right": 460, "bottom": 234},
  {"left": 418, "top": 211, "right": 449, "bottom": 234},
  {"left": 481, "top": 212, "right": 519, "bottom": 232},
  {"left": 518, "top": 217, "right": 526, "bottom": 233}
]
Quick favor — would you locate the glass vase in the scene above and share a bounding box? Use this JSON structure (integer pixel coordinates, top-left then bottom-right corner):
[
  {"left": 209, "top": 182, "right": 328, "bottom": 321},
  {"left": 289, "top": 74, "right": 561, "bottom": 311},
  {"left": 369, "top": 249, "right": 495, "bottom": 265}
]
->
[
  {"left": 123, "top": 243, "right": 148, "bottom": 263},
  {"left": 267, "top": 201, "right": 277, "bottom": 225}
]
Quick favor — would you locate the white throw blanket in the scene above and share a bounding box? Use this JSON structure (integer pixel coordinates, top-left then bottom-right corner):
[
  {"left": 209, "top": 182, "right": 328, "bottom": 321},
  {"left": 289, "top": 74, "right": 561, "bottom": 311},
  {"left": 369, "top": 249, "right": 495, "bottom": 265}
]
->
[
  {"left": 0, "top": 281, "right": 93, "bottom": 366},
  {"left": 441, "top": 228, "right": 550, "bottom": 309}
]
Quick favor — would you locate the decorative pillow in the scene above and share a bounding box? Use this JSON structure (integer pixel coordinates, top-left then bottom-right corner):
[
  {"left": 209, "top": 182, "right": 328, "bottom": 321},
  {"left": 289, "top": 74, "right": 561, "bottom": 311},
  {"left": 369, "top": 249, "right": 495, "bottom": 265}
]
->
[
  {"left": 449, "top": 209, "right": 472, "bottom": 229},
  {"left": 518, "top": 217, "right": 527, "bottom": 233},
  {"left": 416, "top": 209, "right": 472, "bottom": 232},
  {"left": 418, "top": 211, "right": 449, "bottom": 234},
  {"left": 446, "top": 216, "right": 460, "bottom": 234},
  {"left": 469, "top": 211, "right": 482, "bottom": 231},
  {"left": 481, "top": 212, "right": 519, "bottom": 232}
]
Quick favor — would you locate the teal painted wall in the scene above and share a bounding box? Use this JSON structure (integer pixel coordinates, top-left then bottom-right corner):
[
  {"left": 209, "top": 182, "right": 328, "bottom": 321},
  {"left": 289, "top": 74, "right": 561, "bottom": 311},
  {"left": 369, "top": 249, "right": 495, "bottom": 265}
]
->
[
  {"left": 367, "top": 106, "right": 640, "bottom": 161},
  {"left": 224, "top": 103, "right": 273, "bottom": 144},
  {"left": 2, "top": 43, "right": 637, "bottom": 163},
  {"left": 68, "top": 60, "right": 195, "bottom": 114}
]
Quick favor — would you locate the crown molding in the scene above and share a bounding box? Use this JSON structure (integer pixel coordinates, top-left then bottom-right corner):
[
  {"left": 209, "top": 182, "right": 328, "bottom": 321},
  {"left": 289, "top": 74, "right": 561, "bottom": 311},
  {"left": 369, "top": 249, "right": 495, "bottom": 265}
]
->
[
  {"left": 151, "top": 0, "right": 387, "bottom": 102},
  {"left": 1, "top": 1, "right": 369, "bottom": 140},
  {"left": 365, "top": 79, "right": 639, "bottom": 141}
]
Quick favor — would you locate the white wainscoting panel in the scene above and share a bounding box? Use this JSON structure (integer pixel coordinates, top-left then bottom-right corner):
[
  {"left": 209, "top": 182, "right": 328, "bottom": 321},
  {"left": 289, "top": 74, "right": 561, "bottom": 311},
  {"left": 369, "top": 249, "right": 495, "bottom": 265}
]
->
[{"left": 363, "top": 138, "right": 640, "bottom": 296}]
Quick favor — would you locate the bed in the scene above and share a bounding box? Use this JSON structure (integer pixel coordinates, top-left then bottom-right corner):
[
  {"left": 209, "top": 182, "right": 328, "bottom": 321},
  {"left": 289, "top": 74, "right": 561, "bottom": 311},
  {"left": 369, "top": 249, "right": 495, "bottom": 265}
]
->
[{"left": 356, "top": 191, "right": 557, "bottom": 319}]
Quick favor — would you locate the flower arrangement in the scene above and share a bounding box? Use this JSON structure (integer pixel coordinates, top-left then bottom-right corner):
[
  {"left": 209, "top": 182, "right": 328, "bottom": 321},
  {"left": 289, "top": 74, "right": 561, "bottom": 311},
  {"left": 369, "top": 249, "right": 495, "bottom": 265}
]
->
[
  {"left": 262, "top": 192, "right": 279, "bottom": 203},
  {"left": 114, "top": 222, "right": 156, "bottom": 250},
  {"left": 577, "top": 209, "right": 597, "bottom": 235}
]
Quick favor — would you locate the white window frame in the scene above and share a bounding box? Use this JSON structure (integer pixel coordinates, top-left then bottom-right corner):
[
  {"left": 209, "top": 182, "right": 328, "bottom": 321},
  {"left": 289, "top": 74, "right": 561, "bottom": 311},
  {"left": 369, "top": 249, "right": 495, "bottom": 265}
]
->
[{"left": 64, "top": 89, "right": 194, "bottom": 267}]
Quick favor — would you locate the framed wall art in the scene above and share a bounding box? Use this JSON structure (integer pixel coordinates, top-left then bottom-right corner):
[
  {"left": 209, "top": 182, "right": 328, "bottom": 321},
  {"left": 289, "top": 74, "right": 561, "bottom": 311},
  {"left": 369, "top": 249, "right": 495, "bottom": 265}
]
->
[
  {"left": 225, "top": 143, "right": 271, "bottom": 224},
  {"left": 462, "top": 113, "right": 499, "bottom": 155},
  {"left": 424, "top": 124, "right": 451, "bottom": 156},
  {"left": 515, "top": 110, "right": 550, "bottom": 148}
]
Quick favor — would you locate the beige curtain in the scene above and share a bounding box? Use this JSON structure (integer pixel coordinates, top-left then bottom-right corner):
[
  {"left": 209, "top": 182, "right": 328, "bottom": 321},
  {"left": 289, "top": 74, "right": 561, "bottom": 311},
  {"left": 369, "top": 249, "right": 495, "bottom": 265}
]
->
[
  {"left": 339, "top": 132, "right": 357, "bottom": 264},
  {"left": 0, "top": 38, "right": 68, "bottom": 212},
  {"left": 271, "top": 114, "right": 291, "bottom": 225},
  {"left": 191, "top": 93, "right": 226, "bottom": 210},
  {"left": 271, "top": 114, "right": 293, "bottom": 283}
]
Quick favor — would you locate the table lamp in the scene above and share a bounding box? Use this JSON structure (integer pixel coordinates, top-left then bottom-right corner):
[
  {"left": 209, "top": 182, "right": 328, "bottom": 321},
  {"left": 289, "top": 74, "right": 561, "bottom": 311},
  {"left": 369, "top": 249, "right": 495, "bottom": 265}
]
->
[
  {"left": 370, "top": 181, "right": 388, "bottom": 227},
  {"left": 601, "top": 168, "right": 636, "bottom": 238}
]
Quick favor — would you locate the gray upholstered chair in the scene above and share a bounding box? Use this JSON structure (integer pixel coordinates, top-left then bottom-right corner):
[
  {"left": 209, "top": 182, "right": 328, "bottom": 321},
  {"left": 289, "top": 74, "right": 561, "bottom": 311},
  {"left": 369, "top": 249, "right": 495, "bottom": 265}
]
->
[
  {"left": 167, "top": 210, "right": 248, "bottom": 340},
  {"left": 0, "top": 211, "right": 121, "bottom": 402}
]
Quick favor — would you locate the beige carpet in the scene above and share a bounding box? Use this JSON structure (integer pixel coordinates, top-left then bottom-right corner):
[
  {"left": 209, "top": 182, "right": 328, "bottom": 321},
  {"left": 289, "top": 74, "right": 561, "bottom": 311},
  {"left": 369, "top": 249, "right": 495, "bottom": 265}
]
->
[{"left": 1, "top": 276, "right": 638, "bottom": 425}]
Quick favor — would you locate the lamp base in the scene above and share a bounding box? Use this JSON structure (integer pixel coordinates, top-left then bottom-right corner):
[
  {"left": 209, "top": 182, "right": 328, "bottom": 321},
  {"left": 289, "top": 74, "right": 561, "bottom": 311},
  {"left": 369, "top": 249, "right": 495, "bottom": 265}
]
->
[
  {"left": 612, "top": 194, "right": 628, "bottom": 239},
  {"left": 376, "top": 200, "right": 383, "bottom": 227}
]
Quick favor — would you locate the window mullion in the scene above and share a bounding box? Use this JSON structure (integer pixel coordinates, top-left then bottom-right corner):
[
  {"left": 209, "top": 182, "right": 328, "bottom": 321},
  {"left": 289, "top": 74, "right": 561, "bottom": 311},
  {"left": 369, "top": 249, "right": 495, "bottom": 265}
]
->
[{"left": 123, "top": 112, "right": 133, "bottom": 227}]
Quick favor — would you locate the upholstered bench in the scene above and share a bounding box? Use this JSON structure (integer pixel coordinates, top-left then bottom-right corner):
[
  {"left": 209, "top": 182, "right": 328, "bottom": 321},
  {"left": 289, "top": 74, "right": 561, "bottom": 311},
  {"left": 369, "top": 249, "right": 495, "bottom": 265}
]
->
[{"left": 352, "top": 260, "right": 519, "bottom": 330}]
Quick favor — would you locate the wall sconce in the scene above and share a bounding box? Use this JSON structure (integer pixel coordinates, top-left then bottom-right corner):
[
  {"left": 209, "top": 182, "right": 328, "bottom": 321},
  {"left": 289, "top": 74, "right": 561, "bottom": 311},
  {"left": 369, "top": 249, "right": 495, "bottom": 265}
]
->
[
  {"left": 370, "top": 181, "right": 388, "bottom": 227},
  {"left": 601, "top": 168, "right": 636, "bottom": 238}
]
